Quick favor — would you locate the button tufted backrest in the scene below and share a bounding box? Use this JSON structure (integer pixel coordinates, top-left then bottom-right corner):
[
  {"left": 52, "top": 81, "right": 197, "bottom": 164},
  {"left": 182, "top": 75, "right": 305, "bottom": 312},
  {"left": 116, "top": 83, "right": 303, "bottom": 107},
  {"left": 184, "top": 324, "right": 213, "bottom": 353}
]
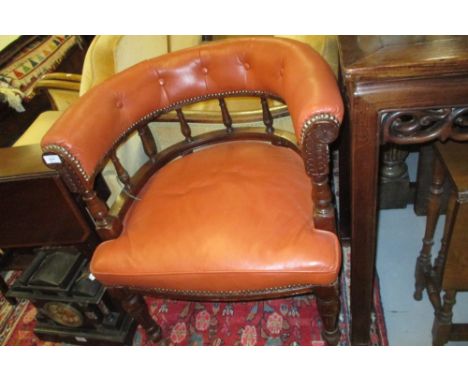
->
[{"left": 41, "top": 37, "right": 343, "bottom": 184}]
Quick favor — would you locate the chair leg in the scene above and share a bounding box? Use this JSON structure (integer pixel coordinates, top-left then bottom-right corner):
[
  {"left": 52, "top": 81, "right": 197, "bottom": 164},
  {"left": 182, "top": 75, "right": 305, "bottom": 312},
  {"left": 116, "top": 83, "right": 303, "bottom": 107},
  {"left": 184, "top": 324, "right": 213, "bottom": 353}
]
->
[
  {"left": 109, "top": 288, "right": 162, "bottom": 342},
  {"left": 315, "top": 283, "right": 341, "bottom": 345}
]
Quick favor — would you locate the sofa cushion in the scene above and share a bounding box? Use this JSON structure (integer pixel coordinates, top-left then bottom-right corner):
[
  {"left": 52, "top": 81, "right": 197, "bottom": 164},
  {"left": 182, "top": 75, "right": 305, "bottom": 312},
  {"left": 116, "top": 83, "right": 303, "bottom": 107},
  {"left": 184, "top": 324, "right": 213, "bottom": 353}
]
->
[
  {"left": 13, "top": 110, "right": 62, "bottom": 147},
  {"left": 90, "top": 141, "right": 341, "bottom": 294}
]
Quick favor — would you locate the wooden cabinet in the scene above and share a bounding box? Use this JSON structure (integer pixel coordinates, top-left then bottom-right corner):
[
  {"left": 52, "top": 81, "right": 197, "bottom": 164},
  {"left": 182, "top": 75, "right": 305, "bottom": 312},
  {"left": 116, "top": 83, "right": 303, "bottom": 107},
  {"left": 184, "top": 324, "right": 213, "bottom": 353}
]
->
[
  {"left": 0, "top": 144, "right": 101, "bottom": 303},
  {"left": 338, "top": 36, "right": 468, "bottom": 344},
  {"left": 0, "top": 145, "right": 92, "bottom": 248}
]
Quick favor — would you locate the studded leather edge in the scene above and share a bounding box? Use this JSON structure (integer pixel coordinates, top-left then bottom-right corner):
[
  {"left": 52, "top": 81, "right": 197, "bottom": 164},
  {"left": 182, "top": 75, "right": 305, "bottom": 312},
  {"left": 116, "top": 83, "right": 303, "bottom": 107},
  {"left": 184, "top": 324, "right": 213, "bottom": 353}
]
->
[
  {"left": 105, "top": 283, "right": 332, "bottom": 298},
  {"left": 301, "top": 113, "right": 340, "bottom": 145},
  {"left": 42, "top": 144, "right": 90, "bottom": 183}
]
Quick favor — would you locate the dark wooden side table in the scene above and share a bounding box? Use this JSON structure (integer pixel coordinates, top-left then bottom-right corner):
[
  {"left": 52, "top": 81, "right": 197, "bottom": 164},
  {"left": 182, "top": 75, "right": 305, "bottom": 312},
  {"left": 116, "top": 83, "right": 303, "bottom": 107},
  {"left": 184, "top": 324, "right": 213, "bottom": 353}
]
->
[{"left": 338, "top": 36, "right": 468, "bottom": 344}]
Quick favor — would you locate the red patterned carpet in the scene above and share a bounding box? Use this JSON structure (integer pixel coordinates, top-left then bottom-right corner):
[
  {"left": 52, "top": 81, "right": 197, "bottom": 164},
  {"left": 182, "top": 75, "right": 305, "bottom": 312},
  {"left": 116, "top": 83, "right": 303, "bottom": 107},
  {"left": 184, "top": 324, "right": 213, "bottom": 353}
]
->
[{"left": 0, "top": 247, "right": 388, "bottom": 345}]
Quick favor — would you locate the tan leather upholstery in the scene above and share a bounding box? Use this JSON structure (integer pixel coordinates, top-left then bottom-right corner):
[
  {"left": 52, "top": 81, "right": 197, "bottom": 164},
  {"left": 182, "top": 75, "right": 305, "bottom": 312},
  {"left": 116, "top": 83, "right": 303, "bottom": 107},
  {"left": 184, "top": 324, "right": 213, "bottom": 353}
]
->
[
  {"left": 215, "top": 35, "right": 338, "bottom": 75},
  {"left": 80, "top": 35, "right": 337, "bottom": 123},
  {"left": 90, "top": 141, "right": 340, "bottom": 291},
  {"left": 42, "top": 37, "right": 343, "bottom": 182}
]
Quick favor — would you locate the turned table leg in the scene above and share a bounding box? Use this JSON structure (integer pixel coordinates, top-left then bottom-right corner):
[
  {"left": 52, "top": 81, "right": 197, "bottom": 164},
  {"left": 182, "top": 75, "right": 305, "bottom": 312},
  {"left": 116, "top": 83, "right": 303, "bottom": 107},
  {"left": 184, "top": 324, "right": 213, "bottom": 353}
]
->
[
  {"left": 414, "top": 154, "right": 446, "bottom": 301},
  {"left": 432, "top": 289, "right": 457, "bottom": 345},
  {"left": 433, "top": 192, "right": 457, "bottom": 287}
]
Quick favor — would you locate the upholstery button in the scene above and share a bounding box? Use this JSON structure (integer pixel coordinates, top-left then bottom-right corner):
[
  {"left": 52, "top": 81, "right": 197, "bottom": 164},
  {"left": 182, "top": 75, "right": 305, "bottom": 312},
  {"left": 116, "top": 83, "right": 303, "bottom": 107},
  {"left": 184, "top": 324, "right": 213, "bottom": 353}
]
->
[
  {"left": 159, "top": 78, "right": 165, "bottom": 86},
  {"left": 244, "top": 62, "right": 250, "bottom": 70},
  {"left": 116, "top": 100, "right": 123, "bottom": 108},
  {"left": 202, "top": 67, "right": 208, "bottom": 74}
]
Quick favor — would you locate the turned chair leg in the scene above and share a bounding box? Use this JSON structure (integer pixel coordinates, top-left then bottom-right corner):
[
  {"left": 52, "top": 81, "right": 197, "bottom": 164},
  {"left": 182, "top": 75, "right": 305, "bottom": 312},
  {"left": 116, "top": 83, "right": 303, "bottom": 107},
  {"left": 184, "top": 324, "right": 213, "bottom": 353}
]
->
[
  {"left": 109, "top": 288, "right": 162, "bottom": 342},
  {"left": 315, "top": 283, "right": 341, "bottom": 345},
  {"left": 414, "top": 155, "right": 446, "bottom": 301}
]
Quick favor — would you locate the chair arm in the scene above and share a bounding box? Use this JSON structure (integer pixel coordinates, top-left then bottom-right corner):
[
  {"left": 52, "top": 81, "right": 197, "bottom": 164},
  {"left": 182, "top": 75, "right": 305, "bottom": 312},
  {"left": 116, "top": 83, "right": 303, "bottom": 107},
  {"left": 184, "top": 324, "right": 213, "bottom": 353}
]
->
[
  {"left": 39, "top": 72, "right": 82, "bottom": 83},
  {"left": 33, "top": 72, "right": 82, "bottom": 93},
  {"left": 32, "top": 73, "right": 81, "bottom": 111},
  {"left": 301, "top": 115, "right": 341, "bottom": 232},
  {"left": 33, "top": 79, "right": 81, "bottom": 93}
]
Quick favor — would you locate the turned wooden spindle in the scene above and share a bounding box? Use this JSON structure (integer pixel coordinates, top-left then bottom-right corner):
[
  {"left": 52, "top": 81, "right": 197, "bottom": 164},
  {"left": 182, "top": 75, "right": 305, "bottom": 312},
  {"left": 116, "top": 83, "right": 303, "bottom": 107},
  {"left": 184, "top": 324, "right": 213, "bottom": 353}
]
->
[
  {"left": 218, "top": 97, "right": 233, "bottom": 133},
  {"left": 82, "top": 189, "right": 122, "bottom": 240},
  {"left": 433, "top": 192, "right": 457, "bottom": 286},
  {"left": 311, "top": 176, "right": 336, "bottom": 233},
  {"left": 302, "top": 120, "right": 339, "bottom": 233},
  {"left": 414, "top": 155, "right": 446, "bottom": 301},
  {"left": 110, "top": 150, "right": 133, "bottom": 192},
  {"left": 260, "top": 96, "right": 274, "bottom": 134},
  {"left": 176, "top": 108, "right": 193, "bottom": 142},
  {"left": 138, "top": 125, "right": 158, "bottom": 163}
]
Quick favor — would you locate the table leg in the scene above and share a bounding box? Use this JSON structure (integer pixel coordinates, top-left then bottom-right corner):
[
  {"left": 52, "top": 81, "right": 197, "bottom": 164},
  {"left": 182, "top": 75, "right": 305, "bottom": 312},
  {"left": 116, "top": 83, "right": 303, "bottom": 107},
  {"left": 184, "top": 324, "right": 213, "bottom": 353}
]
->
[
  {"left": 432, "top": 289, "right": 457, "bottom": 345},
  {"left": 350, "top": 105, "right": 380, "bottom": 345},
  {"left": 338, "top": 112, "right": 351, "bottom": 240},
  {"left": 434, "top": 191, "right": 457, "bottom": 285},
  {"left": 414, "top": 154, "right": 445, "bottom": 301}
]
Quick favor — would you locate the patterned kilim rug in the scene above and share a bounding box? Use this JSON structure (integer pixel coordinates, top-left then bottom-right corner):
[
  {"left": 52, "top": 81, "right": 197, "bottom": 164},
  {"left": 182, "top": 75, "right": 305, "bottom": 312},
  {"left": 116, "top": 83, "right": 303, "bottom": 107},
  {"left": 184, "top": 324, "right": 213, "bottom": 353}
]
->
[{"left": 0, "top": 246, "right": 388, "bottom": 345}]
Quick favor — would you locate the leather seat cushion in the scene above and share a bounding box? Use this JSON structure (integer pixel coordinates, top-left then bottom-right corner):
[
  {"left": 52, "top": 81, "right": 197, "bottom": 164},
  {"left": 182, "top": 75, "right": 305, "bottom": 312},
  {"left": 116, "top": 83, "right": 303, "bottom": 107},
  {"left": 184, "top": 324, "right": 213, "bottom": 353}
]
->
[{"left": 90, "top": 141, "right": 341, "bottom": 294}]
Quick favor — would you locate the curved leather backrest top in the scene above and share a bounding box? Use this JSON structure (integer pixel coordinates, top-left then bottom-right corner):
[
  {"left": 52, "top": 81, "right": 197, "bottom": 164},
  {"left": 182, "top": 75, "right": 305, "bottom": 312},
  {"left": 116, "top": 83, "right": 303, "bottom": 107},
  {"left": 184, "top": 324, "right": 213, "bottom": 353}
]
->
[{"left": 41, "top": 37, "right": 343, "bottom": 183}]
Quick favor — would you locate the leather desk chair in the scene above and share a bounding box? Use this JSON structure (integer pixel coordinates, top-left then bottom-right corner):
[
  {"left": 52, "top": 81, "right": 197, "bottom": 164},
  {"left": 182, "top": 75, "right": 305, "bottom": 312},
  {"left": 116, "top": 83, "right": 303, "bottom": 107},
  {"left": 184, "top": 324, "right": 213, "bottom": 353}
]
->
[{"left": 41, "top": 37, "right": 344, "bottom": 345}]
